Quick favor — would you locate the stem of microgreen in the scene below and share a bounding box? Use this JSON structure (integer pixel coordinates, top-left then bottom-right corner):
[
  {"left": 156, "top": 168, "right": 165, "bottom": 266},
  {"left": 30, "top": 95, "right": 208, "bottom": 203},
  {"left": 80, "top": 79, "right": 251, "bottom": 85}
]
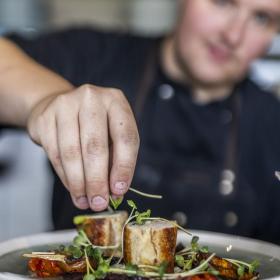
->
[
  {"left": 176, "top": 247, "right": 192, "bottom": 255},
  {"left": 166, "top": 253, "right": 215, "bottom": 278},
  {"left": 80, "top": 230, "right": 92, "bottom": 245},
  {"left": 84, "top": 249, "right": 95, "bottom": 275},
  {"left": 109, "top": 253, "right": 215, "bottom": 279},
  {"left": 129, "top": 187, "right": 162, "bottom": 199},
  {"left": 109, "top": 267, "right": 159, "bottom": 277},
  {"left": 137, "top": 264, "right": 160, "bottom": 271}
]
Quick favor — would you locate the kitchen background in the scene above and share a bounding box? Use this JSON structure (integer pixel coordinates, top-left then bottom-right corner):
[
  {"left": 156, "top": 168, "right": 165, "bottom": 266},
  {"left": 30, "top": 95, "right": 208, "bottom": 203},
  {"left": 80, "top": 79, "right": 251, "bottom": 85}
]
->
[{"left": 0, "top": 0, "right": 279, "bottom": 242}]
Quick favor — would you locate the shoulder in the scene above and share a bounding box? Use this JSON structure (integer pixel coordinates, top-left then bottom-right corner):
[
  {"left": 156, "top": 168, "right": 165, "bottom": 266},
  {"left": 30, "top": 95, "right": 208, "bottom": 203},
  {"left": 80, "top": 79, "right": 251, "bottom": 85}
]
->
[{"left": 241, "top": 79, "right": 280, "bottom": 155}]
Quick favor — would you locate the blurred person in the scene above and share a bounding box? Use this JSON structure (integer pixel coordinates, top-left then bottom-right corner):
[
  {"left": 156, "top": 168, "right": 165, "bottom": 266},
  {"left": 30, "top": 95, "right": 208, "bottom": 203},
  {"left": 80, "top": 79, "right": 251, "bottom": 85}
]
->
[{"left": 0, "top": 0, "right": 280, "bottom": 244}]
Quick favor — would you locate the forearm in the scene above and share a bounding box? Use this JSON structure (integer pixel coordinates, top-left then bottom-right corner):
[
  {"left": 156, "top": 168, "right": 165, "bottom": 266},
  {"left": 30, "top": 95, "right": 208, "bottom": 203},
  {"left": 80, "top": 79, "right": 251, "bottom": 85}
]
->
[{"left": 0, "top": 38, "right": 74, "bottom": 127}]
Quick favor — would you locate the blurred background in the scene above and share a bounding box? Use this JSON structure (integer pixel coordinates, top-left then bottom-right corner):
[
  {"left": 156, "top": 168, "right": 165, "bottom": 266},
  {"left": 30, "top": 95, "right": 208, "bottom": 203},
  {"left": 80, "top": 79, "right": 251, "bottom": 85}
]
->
[{"left": 0, "top": 0, "right": 279, "bottom": 242}]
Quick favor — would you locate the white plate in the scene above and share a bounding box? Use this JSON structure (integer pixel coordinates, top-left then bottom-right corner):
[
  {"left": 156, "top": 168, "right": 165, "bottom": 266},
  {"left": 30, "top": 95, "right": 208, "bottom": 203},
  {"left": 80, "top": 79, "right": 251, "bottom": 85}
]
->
[{"left": 0, "top": 229, "right": 279, "bottom": 279}]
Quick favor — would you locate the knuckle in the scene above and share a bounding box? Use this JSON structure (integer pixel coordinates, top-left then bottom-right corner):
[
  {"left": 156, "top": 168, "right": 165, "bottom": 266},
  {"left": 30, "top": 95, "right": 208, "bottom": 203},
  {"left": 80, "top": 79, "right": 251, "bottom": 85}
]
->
[
  {"left": 120, "top": 129, "right": 140, "bottom": 146},
  {"left": 85, "top": 177, "right": 107, "bottom": 193},
  {"left": 69, "top": 179, "right": 84, "bottom": 192},
  {"left": 109, "top": 87, "right": 122, "bottom": 95},
  {"left": 80, "top": 84, "right": 99, "bottom": 100},
  {"left": 113, "top": 162, "right": 134, "bottom": 182},
  {"left": 106, "top": 88, "right": 124, "bottom": 100},
  {"left": 116, "top": 161, "right": 134, "bottom": 174},
  {"left": 80, "top": 85, "right": 103, "bottom": 106},
  {"left": 81, "top": 84, "right": 96, "bottom": 93},
  {"left": 61, "top": 145, "right": 81, "bottom": 161},
  {"left": 49, "top": 151, "right": 62, "bottom": 167},
  {"left": 55, "top": 93, "right": 68, "bottom": 106},
  {"left": 85, "top": 137, "right": 107, "bottom": 157}
]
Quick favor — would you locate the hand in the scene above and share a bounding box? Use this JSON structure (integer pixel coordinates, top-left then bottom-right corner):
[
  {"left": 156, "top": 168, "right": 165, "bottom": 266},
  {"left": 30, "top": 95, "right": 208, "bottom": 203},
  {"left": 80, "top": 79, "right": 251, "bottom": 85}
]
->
[{"left": 27, "top": 84, "right": 140, "bottom": 211}]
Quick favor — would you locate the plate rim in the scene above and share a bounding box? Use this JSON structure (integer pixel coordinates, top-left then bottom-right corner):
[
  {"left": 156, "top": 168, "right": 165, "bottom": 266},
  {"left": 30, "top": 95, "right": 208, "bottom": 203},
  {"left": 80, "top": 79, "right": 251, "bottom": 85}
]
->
[
  {"left": 0, "top": 229, "right": 280, "bottom": 280},
  {"left": 1, "top": 229, "right": 280, "bottom": 256}
]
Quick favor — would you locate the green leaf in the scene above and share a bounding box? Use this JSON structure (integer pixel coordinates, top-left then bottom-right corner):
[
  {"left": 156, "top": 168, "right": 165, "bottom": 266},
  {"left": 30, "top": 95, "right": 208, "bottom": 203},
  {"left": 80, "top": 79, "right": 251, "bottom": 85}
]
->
[
  {"left": 83, "top": 274, "right": 96, "bottom": 280},
  {"left": 237, "top": 265, "right": 245, "bottom": 277},
  {"left": 73, "top": 215, "right": 88, "bottom": 225},
  {"left": 127, "top": 200, "right": 137, "bottom": 209},
  {"left": 158, "top": 261, "right": 168, "bottom": 278},
  {"left": 135, "top": 209, "right": 151, "bottom": 224},
  {"left": 109, "top": 196, "right": 123, "bottom": 210},
  {"left": 86, "top": 247, "right": 102, "bottom": 262},
  {"left": 183, "top": 258, "right": 193, "bottom": 271},
  {"left": 200, "top": 246, "right": 209, "bottom": 253},
  {"left": 175, "top": 255, "right": 185, "bottom": 268},
  {"left": 68, "top": 245, "right": 83, "bottom": 259},
  {"left": 191, "top": 236, "right": 199, "bottom": 251},
  {"left": 73, "top": 235, "right": 87, "bottom": 247},
  {"left": 249, "top": 260, "right": 260, "bottom": 273},
  {"left": 95, "top": 261, "right": 109, "bottom": 278}
]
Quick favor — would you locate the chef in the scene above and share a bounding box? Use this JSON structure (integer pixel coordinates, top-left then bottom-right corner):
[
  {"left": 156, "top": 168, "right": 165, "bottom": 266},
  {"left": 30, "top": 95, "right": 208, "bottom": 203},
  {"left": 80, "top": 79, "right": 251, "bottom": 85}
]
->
[{"left": 0, "top": 0, "right": 280, "bottom": 244}]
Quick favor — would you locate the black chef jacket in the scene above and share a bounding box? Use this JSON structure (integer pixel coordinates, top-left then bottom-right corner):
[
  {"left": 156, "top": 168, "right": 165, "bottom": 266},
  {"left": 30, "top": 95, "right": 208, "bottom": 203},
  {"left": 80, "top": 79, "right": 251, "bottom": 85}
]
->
[{"left": 8, "top": 27, "right": 280, "bottom": 244}]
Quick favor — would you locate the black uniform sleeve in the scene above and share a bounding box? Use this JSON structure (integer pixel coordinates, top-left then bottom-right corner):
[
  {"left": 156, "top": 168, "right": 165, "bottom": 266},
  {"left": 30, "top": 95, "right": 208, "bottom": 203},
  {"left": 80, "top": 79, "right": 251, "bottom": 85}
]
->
[{"left": 6, "top": 27, "right": 152, "bottom": 88}]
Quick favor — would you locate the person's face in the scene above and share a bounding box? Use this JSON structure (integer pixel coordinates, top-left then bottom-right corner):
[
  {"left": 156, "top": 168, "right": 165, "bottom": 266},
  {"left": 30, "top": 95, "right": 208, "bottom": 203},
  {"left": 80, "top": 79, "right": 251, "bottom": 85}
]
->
[{"left": 174, "top": 0, "right": 280, "bottom": 86}]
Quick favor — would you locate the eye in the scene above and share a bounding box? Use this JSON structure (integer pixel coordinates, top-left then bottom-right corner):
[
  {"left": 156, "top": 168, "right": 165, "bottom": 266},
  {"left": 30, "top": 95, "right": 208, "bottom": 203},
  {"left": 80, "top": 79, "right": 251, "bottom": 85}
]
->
[
  {"left": 253, "top": 12, "right": 273, "bottom": 27},
  {"left": 212, "top": 0, "right": 233, "bottom": 7}
]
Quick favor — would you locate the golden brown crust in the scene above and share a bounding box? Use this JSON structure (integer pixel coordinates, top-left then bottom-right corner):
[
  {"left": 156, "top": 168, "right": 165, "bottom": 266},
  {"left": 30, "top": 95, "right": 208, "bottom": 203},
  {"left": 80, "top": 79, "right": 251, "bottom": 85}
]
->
[
  {"left": 79, "top": 211, "right": 128, "bottom": 248},
  {"left": 123, "top": 226, "right": 132, "bottom": 264},
  {"left": 82, "top": 217, "right": 110, "bottom": 246},
  {"left": 156, "top": 226, "right": 177, "bottom": 272},
  {"left": 197, "top": 253, "right": 259, "bottom": 280}
]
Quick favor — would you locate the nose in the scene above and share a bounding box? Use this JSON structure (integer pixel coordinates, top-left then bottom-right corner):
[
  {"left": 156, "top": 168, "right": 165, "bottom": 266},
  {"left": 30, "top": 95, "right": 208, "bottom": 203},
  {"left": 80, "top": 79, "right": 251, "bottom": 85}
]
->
[{"left": 223, "top": 16, "right": 247, "bottom": 48}]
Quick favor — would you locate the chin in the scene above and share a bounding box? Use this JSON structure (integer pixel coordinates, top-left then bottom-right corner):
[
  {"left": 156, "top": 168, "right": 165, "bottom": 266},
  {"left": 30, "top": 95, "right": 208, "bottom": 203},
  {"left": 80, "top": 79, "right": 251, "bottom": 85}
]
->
[{"left": 191, "top": 70, "right": 233, "bottom": 87}]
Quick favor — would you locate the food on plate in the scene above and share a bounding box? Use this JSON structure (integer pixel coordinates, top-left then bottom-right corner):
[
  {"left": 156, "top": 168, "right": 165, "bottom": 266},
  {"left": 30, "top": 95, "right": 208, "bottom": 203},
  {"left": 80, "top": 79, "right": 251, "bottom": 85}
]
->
[
  {"left": 124, "top": 220, "right": 177, "bottom": 273},
  {"left": 74, "top": 211, "right": 127, "bottom": 255},
  {"left": 23, "top": 197, "right": 260, "bottom": 280}
]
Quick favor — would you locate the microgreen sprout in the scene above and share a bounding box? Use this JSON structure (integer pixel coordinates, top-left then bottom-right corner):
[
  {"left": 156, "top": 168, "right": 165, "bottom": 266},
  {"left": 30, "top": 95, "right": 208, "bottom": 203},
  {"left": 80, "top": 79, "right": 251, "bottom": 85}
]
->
[
  {"left": 191, "top": 236, "right": 199, "bottom": 251},
  {"left": 73, "top": 215, "right": 88, "bottom": 225},
  {"left": 135, "top": 209, "right": 151, "bottom": 224},
  {"left": 109, "top": 196, "right": 124, "bottom": 210},
  {"left": 108, "top": 187, "right": 162, "bottom": 212},
  {"left": 129, "top": 187, "right": 162, "bottom": 199}
]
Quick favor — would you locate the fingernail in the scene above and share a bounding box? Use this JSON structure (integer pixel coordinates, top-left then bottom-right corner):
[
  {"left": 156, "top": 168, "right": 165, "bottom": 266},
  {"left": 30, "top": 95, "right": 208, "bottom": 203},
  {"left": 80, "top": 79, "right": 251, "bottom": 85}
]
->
[
  {"left": 115, "top": 182, "right": 128, "bottom": 193},
  {"left": 75, "top": 196, "right": 89, "bottom": 209},
  {"left": 91, "top": 196, "right": 107, "bottom": 209}
]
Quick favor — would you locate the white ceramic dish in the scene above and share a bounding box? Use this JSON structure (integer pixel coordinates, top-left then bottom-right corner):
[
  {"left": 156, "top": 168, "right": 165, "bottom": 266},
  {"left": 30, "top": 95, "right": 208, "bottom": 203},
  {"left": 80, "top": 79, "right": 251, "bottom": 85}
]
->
[{"left": 0, "top": 229, "right": 279, "bottom": 279}]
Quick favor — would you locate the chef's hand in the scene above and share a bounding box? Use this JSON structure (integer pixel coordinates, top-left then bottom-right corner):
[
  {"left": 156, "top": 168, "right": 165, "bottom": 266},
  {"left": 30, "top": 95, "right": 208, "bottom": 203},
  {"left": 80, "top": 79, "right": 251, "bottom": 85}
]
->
[{"left": 27, "top": 84, "right": 139, "bottom": 211}]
